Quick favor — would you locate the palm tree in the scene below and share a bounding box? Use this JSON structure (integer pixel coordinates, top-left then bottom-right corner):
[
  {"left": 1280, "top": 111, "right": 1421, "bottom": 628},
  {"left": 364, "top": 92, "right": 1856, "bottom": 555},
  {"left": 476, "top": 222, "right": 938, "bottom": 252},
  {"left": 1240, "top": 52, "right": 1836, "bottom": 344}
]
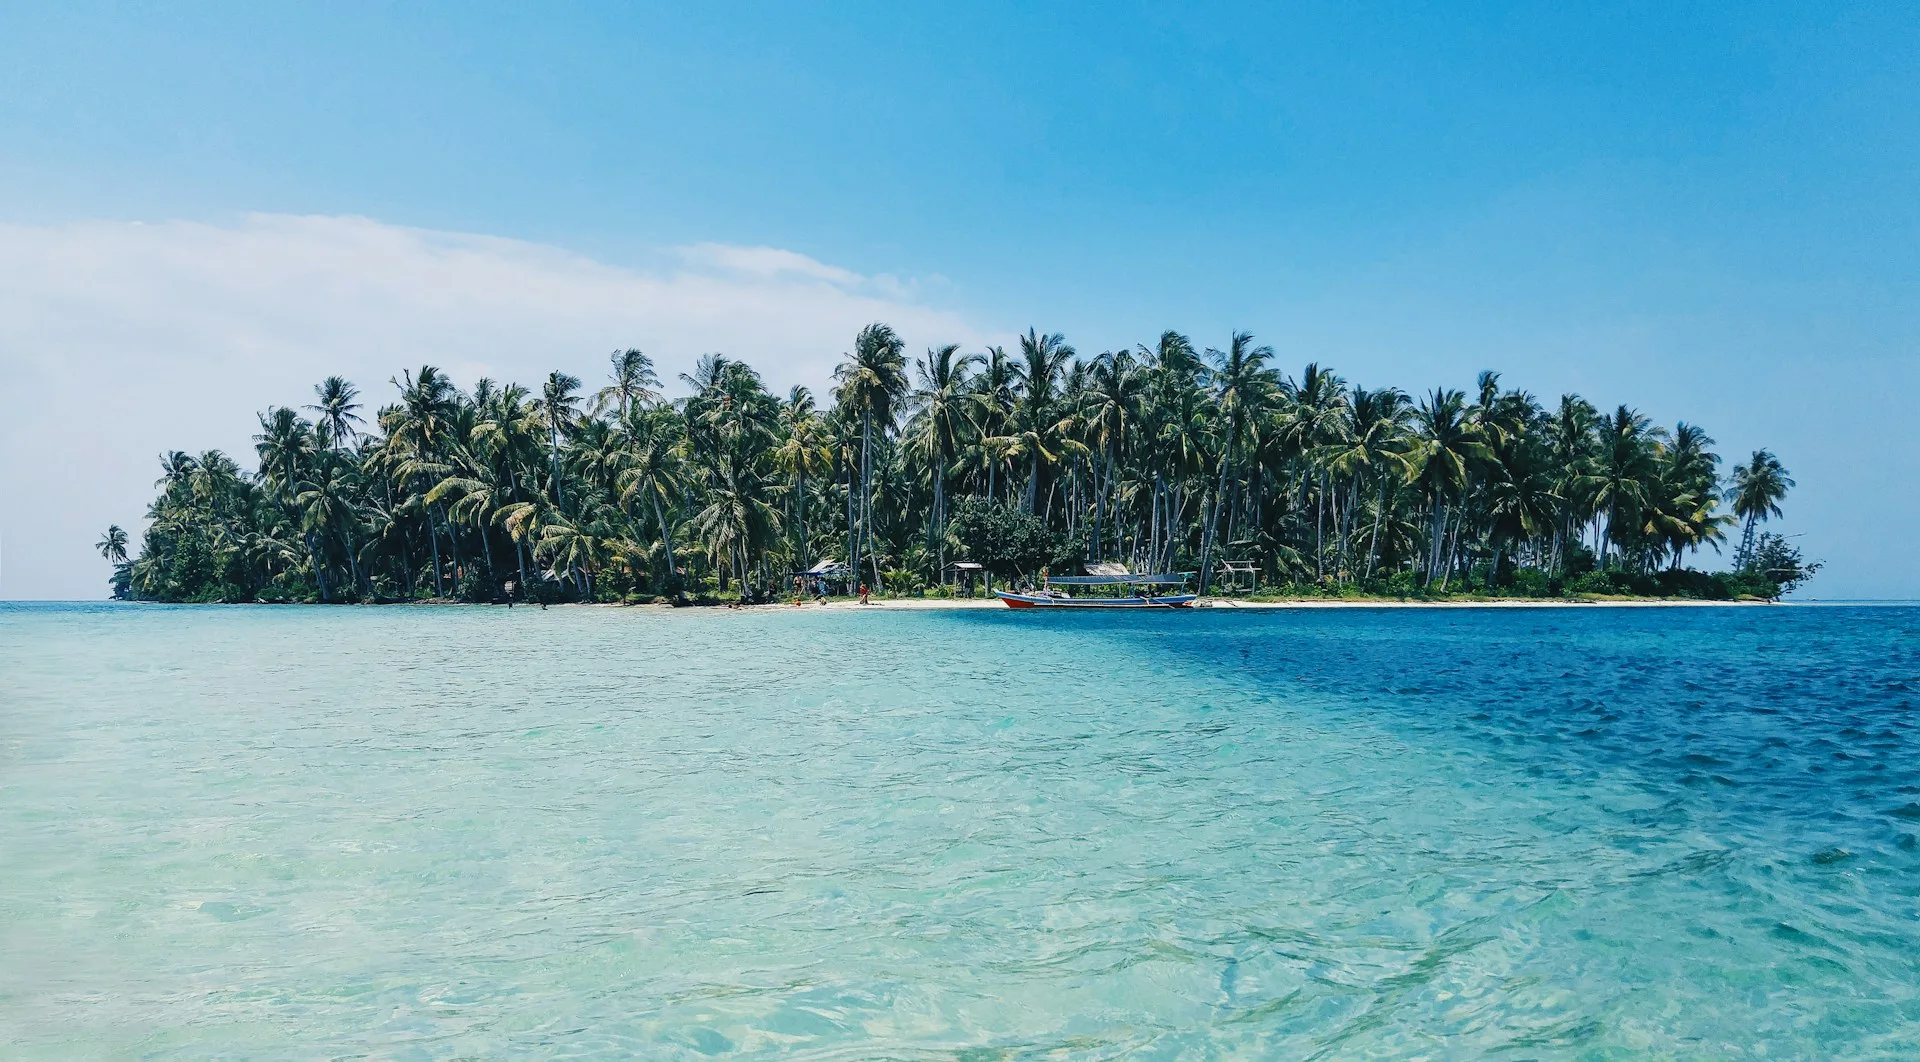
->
[
  {"left": 305, "top": 377, "right": 362, "bottom": 451},
  {"left": 1131, "top": 332, "right": 1202, "bottom": 571},
  {"left": 296, "top": 460, "right": 366, "bottom": 599},
  {"left": 97, "top": 524, "right": 129, "bottom": 565},
  {"left": 1196, "top": 333, "right": 1277, "bottom": 593},
  {"left": 1648, "top": 423, "right": 1728, "bottom": 570},
  {"left": 254, "top": 407, "right": 314, "bottom": 498},
  {"left": 253, "top": 407, "right": 333, "bottom": 599},
  {"left": 1006, "top": 329, "right": 1078, "bottom": 514},
  {"left": 1547, "top": 395, "right": 1599, "bottom": 573},
  {"left": 99, "top": 524, "right": 132, "bottom": 596},
  {"left": 968, "top": 345, "right": 1019, "bottom": 504},
  {"left": 1408, "top": 389, "right": 1493, "bottom": 587},
  {"left": 1321, "top": 387, "right": 1412, "bottom": 582},
  {"left": 468, "top": 381, "right": 545, "bottom": 592},
  {"left": 1084, "top": 348, "right": 1144, "bottom": 561},
  {"left": 833, "top": 323, "right": 908, "bottom": 589},
  {"left": 906, "top": 345, "right": 979, "bottom": 572},
  {"left": 1284, "top": 363, "right": 1350, "bottom": 579},
  {"left": 1584, "top": 406, "right": 1663, "bottom": 569},
  {"left": 691, "top": 467, "right": 782, "bottom": 596},
  {"left": 777, "top": 387, "right": 832, "bottom": 571},
  {"left": 389, "top": 366, "right": 460, "bottom": 596},
  {"left": 1729, "top": 449, "right": 1793, "bottom": 568},
  {"left": 1641, "top": 453, "right": 1731, "bottom": 571},
  {"left": 539, "top": 371, "right": 583, "bottom": 511},
  {"left": 535, "top": 513, "right": 614, "bottom": 597},
  {"left": 594, "top": 348, "right": 660, "bottom": 419},
  {"left": 1483, "top": 432, "right": 1557, "bottom": 582},
  {"left": 616, "top": 405, "right": 689, "bottom": 594},
  {"left": 425, "top": 470, "right": 507, "bottom": 585}
]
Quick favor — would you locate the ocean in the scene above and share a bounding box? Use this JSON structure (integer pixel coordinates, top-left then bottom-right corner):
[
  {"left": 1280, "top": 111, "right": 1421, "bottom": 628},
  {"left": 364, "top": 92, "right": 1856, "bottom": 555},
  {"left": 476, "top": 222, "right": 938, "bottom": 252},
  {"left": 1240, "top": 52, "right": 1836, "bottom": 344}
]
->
[{"left": 3, "top": 602, "right": 1916, "bottom": 1057}]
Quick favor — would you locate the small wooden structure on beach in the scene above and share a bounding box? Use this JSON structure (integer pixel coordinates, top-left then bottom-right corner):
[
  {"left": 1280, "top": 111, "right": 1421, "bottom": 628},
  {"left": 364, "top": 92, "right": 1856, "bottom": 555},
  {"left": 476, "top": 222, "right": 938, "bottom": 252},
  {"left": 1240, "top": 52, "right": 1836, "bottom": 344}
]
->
[
  {"left": 944, "top": 561, "right": 986, "bottom": 596},
  {"left": 792, "top": 559, "right": 853, "bottom": 597}
]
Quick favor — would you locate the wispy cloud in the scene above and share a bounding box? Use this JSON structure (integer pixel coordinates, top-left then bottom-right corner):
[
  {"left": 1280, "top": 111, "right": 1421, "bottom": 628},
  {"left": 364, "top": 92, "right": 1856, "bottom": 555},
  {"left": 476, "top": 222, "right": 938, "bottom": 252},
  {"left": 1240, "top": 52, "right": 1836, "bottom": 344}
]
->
[
  {"left": 675, "top": 242, "right": 869, "bottom": 287},
  {"left": 0, "top": 214, "right": 987, "bottom": 598}
]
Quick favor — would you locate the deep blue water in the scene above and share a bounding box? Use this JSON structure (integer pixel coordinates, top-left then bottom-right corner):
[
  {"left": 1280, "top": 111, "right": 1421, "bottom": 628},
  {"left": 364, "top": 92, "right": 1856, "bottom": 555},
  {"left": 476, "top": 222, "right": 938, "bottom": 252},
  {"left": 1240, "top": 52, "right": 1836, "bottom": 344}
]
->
[{"left": 2, "top": 602, "right": 1916, "bottom": 1057}]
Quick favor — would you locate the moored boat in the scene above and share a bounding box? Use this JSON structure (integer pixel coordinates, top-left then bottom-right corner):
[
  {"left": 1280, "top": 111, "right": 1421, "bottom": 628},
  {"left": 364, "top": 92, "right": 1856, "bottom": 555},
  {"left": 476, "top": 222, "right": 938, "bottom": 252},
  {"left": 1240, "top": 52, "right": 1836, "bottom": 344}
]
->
[
  {"left": 993, "top": 589, "right": 1196, "bottom": 609},
  {"left": 992, "top": 566, "right": 1197, "bottom": 609}
]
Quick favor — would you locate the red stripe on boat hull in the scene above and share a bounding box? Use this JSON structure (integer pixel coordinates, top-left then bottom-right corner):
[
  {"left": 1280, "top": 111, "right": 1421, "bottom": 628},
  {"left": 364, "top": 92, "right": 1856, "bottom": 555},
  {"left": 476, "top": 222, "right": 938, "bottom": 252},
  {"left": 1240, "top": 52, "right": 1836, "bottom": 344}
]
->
[{"left": 992, "top": 590, "right": 1197, "bottom": 609}]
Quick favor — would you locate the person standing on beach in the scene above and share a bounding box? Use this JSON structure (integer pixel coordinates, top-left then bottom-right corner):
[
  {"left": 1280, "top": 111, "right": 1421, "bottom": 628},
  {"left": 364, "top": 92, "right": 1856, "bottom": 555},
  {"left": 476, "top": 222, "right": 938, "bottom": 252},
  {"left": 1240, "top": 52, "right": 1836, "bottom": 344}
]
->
[{"left": 858, "top": 583, "right": 870, "bottom": 605}]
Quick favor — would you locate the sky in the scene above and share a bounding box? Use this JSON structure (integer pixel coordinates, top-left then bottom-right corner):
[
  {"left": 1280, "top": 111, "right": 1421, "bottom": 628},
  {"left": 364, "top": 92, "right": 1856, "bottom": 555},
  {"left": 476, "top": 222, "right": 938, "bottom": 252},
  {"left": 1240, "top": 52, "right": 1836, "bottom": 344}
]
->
[{"left": 1, "top": 2, "right": 1915, "bottom": 599}]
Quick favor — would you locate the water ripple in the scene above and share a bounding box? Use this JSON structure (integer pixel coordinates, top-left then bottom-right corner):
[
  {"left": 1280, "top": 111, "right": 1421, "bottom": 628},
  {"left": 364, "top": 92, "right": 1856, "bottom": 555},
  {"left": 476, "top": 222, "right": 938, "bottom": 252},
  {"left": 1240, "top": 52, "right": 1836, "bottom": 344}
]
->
[{"left": 2, "top": 602, "right": 1919, "bottom": 1056}]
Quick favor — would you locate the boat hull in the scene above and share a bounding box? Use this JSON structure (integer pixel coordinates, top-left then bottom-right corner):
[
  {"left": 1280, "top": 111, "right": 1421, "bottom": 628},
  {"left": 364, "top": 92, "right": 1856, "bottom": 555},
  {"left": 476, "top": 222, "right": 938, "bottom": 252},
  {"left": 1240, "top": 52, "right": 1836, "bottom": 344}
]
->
[{"left": 994, "top": 590, "right": 1197, "bottom": 609}]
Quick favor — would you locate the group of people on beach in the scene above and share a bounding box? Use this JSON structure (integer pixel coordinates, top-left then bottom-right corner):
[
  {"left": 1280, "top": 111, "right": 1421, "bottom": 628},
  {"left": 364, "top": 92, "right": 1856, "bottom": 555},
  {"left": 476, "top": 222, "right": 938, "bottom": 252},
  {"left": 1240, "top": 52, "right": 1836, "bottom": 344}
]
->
[{"left": 785, "top": 577, "right": 870, "bottom": 606}]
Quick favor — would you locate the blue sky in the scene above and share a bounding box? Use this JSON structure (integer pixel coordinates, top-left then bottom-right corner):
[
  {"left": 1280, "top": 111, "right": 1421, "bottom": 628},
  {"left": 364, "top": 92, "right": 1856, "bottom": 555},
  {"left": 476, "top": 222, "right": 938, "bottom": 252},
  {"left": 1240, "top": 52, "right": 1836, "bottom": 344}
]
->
[{"left": 1, "top": 2, "right": 1915, "bottom": 598}]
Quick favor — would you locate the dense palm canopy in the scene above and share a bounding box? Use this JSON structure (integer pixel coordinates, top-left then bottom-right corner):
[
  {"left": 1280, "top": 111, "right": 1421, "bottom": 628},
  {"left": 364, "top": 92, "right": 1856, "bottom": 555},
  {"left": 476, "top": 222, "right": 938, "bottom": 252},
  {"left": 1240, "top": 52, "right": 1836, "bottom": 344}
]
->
[{"left": 109, "top": 322, "right": 1808, "bottom": 603}]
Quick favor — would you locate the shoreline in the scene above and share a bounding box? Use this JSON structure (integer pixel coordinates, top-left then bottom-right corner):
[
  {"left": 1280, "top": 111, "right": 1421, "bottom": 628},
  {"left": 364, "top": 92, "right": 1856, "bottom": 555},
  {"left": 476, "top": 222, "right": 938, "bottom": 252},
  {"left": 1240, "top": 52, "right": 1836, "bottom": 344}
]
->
[
  {"left": 611, "top": 595, "right": 1777, "bottom": 611},
  {"left": 27, "top": 596, "right": 1808, "bottom": 610},
  {"left": 728, "top": 597, "right": 1772, "bottom": 611}
]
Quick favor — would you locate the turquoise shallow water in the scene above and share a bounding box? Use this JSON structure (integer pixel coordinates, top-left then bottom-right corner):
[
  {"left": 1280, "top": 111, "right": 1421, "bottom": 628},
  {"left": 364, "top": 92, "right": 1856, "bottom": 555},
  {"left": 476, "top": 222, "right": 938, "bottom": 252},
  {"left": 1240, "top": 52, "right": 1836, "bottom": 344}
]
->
[{"left": 3, "top": 602, "right": 1918, "bottom": 1058}]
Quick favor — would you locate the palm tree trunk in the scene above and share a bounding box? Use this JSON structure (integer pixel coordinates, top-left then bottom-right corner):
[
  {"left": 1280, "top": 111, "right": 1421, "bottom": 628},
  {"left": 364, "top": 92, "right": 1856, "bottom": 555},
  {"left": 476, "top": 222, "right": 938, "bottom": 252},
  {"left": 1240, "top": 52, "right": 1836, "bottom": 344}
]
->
[
  {"left": 1091, "top": 446, "right": 1109, "bottom": 559},
  {"left": 436, "top": 503, "right": 463, "bottom": 589},
  {"left": 344, "top": 528, "right": 365, "bottom": 599},
  {"left": 1365, "top": 475, "right": 1387, "bottom": 583},
  {"left": 306, "top": 530, "right": 330, "bottom": 603},
  {"left": 1602, "top": 509, "right": 1612, "bottom": 568},
  {"left": 478, "top": 522, "right": 497, "bottom": 586},
  {"left": 1069, "top": 459, "right": 1080, "bottom": 532},
  {"left": 1339, "top": 478, "right": 1356, "bottom": 581},
  {"left": 1198, "top": 431, "right": 1234, "bottom": 594},
  {"left": 1168, "top": 484, "right": 1187, "bottom": 573},
  {"left": 1314, "top": 470, "right": 1326, "bottom": 580},
  {"left": 1426, "top": 497, "right": 1446, "bottom": 586},
  {"left": 844, "top": 461, "right": 857, "bottom": 582},
  {"left": 931, "top": 470, "right": 944, "bottom": 574},
  {"left": 651, "top": 493, "right": 679, "bottom": 594},
  {"left": 1439, "top": 504, "right": 1466, "bottom": 591},
  {"left": 859, "top": 410, "right": 872, "bottom": 586},
  {"left": 1145, "top": 474, "right": 1158, "bottom": 569},
  {"left": 1165, "top": 485, "right": 1178, "bottom": 572},
  {"left": 397, "top": 527, "right": 414, "bottom": 597},
  {"left": 425, "top": 496, "right": 444, "bottom": 596},
  {"left": 796, "top": 469, "right": 810, "bottom": 571},
  {"left": 549, "top": 422, "right": 566, "bottom": 512}
]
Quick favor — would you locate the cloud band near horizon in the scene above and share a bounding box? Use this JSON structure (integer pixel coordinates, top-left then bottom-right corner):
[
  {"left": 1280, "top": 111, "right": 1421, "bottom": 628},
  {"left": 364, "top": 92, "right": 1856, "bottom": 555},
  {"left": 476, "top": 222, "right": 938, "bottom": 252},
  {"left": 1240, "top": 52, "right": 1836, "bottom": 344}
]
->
[{"left": 0, "top": 213, "right": 986, "bottom": 599}]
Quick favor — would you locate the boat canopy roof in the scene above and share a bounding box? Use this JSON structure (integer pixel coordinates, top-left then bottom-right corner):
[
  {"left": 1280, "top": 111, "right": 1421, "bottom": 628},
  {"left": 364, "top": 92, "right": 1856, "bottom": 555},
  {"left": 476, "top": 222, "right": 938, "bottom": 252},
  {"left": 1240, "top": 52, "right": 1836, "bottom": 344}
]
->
[{"left": 1045, "top": 573, "right": 1191, "bottom": 585}]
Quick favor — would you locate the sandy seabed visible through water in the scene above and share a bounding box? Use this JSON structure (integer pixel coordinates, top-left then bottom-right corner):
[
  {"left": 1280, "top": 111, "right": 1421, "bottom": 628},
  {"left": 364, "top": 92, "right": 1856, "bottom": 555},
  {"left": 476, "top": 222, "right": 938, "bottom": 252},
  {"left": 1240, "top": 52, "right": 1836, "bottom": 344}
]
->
[{"left": 3, "top": 601, "right": 1911, "bottom": 1057}]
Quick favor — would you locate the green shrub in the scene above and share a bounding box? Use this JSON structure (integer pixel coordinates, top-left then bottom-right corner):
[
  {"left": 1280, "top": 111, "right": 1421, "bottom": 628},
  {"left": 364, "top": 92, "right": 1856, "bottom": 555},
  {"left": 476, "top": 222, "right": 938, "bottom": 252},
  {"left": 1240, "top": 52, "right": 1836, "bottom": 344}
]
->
[
  {"left": 1509, "top": 568, "right": 1552, "bottom": 597},
  {"left": 456, "top": 568, "right": 492, "bottom": 602},
  {"left": 1568, "top": 571, "right": 1615, "bottom": 595}
]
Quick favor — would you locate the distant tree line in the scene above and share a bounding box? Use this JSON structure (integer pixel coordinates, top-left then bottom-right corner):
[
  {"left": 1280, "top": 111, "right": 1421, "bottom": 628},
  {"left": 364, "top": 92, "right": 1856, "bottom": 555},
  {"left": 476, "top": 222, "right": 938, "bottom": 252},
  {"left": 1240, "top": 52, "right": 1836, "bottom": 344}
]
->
[{"left": 98, "top": 324, "right": 1815, "bottom": 603}]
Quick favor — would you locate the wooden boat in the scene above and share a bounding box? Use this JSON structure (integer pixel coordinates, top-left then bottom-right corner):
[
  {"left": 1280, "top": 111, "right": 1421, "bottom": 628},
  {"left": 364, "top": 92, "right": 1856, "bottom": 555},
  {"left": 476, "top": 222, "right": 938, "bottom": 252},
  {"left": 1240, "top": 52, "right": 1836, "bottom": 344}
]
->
[
  {"left": 994, "top": 589, "right": 1196, "bottom": 609},
  {"left": 993, "top": 568, "right": 1197, "bottom": 609}
]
